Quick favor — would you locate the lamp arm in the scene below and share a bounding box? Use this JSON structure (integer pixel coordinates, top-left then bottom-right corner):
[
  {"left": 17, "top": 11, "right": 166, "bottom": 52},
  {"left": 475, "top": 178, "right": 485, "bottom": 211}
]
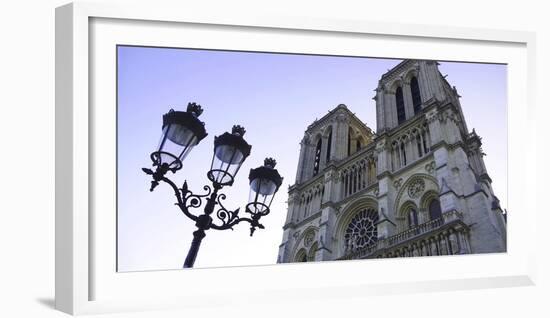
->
[
  {"left": 208, "top": 192, "right": 240, "bottom": 230},
  {"left": 210, "top": 216, "right": 261, "bottom": 230},
  {"left": 210, "top": 206, "right": 264, "bottom": 237},
  {"left": 143, "top": 165, "right": 268, "bottom": 236},
  {"left": 160, "top": 176, "right": 205, "bottom": 222}
]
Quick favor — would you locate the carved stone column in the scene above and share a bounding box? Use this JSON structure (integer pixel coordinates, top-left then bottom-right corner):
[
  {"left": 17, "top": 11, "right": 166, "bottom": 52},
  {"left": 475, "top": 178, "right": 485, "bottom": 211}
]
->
[
  {"left": 430, "top": 238, "right": 439, "bottom": 256},
  {"left": 384, "top": 89, "right": 397, "bottom": 129},
  {"left": 412, "top": 244, "right": 420, "bottom": 257},
  {"left": 285, "top": 192, "right": 298, "bottom": 224},
  {"left": 426, "top": 108, "right": 442, "bottom": 146},
  {"left": 295, "top": 134, "right": 311, "bottom": 183},
  {"left": 374, "top": 87, "right": 386, "bottom": 133},
  {"left": 317, "top": 204, "right": 337, "bottom": 261},
  {"left": 277, "top": 228, "right": 293, "bottom": 263},
  {"left": 334, "top": 112, "right": 350, "bottom": 160},
  {"left": 442, "top": 236, "right": 449, "bottom": 255},
  {"left": 447, "top": 230, "right": 458, "bottom": 254}
]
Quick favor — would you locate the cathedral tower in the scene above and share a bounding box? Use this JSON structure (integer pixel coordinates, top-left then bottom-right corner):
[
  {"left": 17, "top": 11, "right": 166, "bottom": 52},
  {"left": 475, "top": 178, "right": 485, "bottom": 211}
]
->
[{"left": 277, "top": 60, "right": 506, "bottom": 263}]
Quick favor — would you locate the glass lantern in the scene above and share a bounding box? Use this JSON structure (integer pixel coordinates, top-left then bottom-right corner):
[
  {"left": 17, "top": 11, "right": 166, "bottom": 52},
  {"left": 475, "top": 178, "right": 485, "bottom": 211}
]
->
[
  {"left": 152, "top": 103, "right": 208, "bottom": 172},
  {"left": 247, "top": 158, "right": 283, "bottom": 216},
  {"left": 207, "top": 125, "right": 252, "bottom": 186}
]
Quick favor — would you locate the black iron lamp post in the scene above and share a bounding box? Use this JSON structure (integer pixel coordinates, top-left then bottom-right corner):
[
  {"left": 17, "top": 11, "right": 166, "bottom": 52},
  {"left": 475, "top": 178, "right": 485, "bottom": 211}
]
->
[{"left": 142, "top": 103, "right": 283, "bottom": 268}]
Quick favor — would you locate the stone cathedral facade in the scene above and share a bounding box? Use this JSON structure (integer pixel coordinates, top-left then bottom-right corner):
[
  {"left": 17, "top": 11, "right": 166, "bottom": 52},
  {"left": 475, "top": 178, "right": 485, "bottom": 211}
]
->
[{"left": 277, "top": 60, "right": 507, "bottom": 263}]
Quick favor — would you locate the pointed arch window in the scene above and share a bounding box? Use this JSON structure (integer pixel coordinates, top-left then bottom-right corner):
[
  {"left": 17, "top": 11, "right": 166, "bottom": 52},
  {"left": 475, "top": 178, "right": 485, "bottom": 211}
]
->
[
  {"left": 347, "top": 127, "right": 352, "bottom": 156},
  {"left": 429, "top": 199, "right": 442, "bottom": 220},
  {"left": 313, "top": 138, "right": 322, "bottom": 175},
  {"left": 396, "top": 87, "right": 406, "bottom": 124},
  {"left": 407, "top": 208, "right": 419, "bottom": 228},
  {"left": 400, "top": 142, "right": 407, "bottom": 166},
  {"left": 416, "top": 134, "right": 423, "bottom": 157},
  {"left": 295, "top": 249, "right": 308, "bottom": 262},
  {"left": 411, "top": 77, "right": 422, "bottom": 114},
  {"left": 326, "top": 130, "right": 332, "bottom": 163},
  {"left": 422, "top": 129, "right": 430, "bottom": 154}
]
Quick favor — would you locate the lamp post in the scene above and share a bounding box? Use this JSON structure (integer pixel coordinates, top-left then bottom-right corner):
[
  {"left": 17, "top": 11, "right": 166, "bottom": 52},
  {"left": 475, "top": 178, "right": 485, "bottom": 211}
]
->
[{"left": 142, "top": 102, "right": 283, "bottom": 268}]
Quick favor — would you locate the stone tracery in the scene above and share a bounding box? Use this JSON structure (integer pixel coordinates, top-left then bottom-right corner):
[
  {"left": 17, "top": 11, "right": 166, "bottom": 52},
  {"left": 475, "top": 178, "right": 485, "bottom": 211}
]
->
[{"left": 343, "top": 208, "right": 379, "bottom": 253}]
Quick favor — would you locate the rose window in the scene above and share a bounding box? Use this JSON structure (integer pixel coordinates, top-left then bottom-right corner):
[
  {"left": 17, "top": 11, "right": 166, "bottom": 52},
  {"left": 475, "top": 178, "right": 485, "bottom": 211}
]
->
[{"left": 344, "top": 208, "right": 379, "bottom": 252}]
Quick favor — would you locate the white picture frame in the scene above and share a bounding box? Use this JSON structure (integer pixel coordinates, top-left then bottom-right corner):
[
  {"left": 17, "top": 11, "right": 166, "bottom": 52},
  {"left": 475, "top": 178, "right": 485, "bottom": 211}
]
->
[{"left": 55, "top": 2, "right": 537, "bottom": 315}]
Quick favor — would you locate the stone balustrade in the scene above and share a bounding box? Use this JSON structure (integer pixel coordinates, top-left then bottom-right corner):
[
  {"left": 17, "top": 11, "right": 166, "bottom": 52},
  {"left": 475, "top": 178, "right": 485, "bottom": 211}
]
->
[{"left": 339, "top": 210, "right": 469, "bottom": 260}]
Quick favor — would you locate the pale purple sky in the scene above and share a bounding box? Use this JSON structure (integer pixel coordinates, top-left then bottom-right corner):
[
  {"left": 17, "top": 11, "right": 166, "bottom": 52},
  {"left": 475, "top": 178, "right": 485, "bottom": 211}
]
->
[{"left": 117, "top": 46, "right": 507, "bottom": 271}]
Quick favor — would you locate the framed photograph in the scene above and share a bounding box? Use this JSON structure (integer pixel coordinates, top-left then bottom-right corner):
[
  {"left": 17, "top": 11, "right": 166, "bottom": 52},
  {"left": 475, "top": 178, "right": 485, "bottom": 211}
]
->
[{"left": 56, "top": 2, "right": 537, "bottom": 315}]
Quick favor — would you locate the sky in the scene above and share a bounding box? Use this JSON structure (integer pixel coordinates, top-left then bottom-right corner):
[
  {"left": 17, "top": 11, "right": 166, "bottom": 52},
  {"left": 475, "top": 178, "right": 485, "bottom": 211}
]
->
[{"left": 117, "top": 46, "right": 507, "bottom": 272}]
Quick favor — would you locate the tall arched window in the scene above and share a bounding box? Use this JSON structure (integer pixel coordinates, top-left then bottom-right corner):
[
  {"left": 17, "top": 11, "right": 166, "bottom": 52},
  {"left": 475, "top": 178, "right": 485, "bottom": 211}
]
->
[
  {"left": 302, "top": 197, "right": 306, "bottom": 219},
  {"left": 305, "top": 196, "right": 309, "bottom": 217},
  {"left": 407, "top": 208, "right": 418, "bottom": 228},
  {"left": 295, "top": 249, "right": 308, "bottom": 262},
  {"left": 326, "top": 130, "right": 332, "bottom": 163},
  {"left": 411, "top": 77, "right": 422, "bottom": 114},
  {"left": 400, "top": 142, "right": 407, "bottom": 166},
  {"left": 416, "top": 134, "right": 423, "bottom": 157},
  {"left": 313, "top": 138, "right": 322, "bottom": 175},
  {"left": 396, "top": 87, "right": 406, "bottom": 124},
  {"left": 347, "top": 127, "right": 353, "bottom": 156},
  {"left": 356, "top": 139, "right": 362, "bottom": 151},
  {"left": 423, "top": 129, "right": 430, "bottom": 154},
  {"left": 429, "top": 199, "right": 442, "bottom": 220}
]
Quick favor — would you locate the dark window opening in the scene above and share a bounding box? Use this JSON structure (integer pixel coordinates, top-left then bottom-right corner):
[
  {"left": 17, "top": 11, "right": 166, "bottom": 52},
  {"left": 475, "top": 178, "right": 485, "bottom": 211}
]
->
[
  {"left": 411, "top": 77, "right": 422, "bottom": 114},
  {"left": 326, "top": 130, "right": 332, "bottom": 163},
  {"left": 347, "top": 127, "right": 352, "bottom": 156},
  {"left": 401, "top": 142, "right": 407, "bottom": 166},
  {"left": 429, "top": 199, "right": 442, "bottom": 220},
  {"left": 408, "top": 209, "right": 418, "bottom": 228},
  {"left": 313, "top": 138, "right": 322, "bottom": 175},
  {"left": 416, "top": 135, "right": 423, "bottom": 157},
  {"left": 396, "top": 87, "right": 406, "bottom": 124},
  {"left": 423, "top": 131, "right": 429, "bottom": 153}
]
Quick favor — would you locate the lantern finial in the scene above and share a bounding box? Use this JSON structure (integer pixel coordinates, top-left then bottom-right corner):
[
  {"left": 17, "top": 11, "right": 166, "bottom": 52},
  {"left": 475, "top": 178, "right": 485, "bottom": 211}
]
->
[
  {"left": 187, "top": 102, "right": 203, "bottom": 117},
  {"left": 231, "top": 125, "right": 246, "bottom": 137},
  {"left": 264, "top": 158, "right": 277, "bottom": 168}
]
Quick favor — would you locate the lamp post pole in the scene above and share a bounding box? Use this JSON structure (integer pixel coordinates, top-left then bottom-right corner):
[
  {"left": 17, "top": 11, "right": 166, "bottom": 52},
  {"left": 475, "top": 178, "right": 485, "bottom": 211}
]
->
[
  {"left": 144, "top": 103, "right": 283, "bottom": 268},
  {"left": 183, "top": 184, "right": 219, "bottom": 268}
]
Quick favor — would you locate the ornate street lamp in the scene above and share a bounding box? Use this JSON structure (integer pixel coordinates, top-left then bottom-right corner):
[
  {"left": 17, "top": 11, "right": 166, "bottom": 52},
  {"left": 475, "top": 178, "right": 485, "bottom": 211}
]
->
[
  {"left": 142, "top": 103, "right": 283, "bottom": 268},
  {"left": 147, "top": 103, "right": 207, "bottom": 191},
  {"left": 207, "top": 125, "right": 251, "bottom": 187},
  {"left": 247, "top": 157, "right": 283, "bottom": 235}
]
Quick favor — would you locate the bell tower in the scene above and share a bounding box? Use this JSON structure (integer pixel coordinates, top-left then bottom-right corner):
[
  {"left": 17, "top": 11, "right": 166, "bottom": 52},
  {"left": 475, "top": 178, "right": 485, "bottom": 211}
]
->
[
  {"left": 374, "top": 60, "right": 468, "bottom": 135},
  {"left": 373, "top": 59, "right": 506, "bottom": 253},
  {"left": 278, "top": 104, "right": 375, "bottom": 263},
  {"left": 278, "top": 59, "right": 506, "bottom": 264}
]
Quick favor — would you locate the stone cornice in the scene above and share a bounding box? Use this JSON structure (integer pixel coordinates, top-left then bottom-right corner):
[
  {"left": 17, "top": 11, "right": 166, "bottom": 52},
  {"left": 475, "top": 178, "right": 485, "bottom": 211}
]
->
[
  {"left": 290, "top": 172, "right": 325, "bottom": 193},
  {"left": 336, "top": 144, "right": 377, "bottom": 171},
  {"left": 320, "top": 200, "right": 338, "bottom": 210},
  {"left": 306, "top": 103, "right": 375, "bottom": 137},
  {"left": 479, "top": 173, "right": 492, "bottom": 184},
  {"left": 382, "top": 100, "right": 438, "bottom": 137},
  {"left": 379, "top": 59, "right": 417, "bottom": 82},
  {"left": 286, "top": 211, "right": 322, "bottom": 229},
  {"left": 377, "top": 170, "right": 392, "bottom": 179},
  {"left": 386, "top": 153, "right": 435, "bottom": 179},
  {"left": 334, "top": 183, "right": 379, "bottom": 209}
]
